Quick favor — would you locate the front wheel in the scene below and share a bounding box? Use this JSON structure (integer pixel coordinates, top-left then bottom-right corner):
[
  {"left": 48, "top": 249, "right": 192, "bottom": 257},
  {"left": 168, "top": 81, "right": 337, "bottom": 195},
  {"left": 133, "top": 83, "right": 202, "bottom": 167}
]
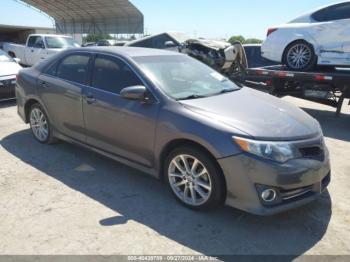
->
[
  {"left": 165, "top": 146, "right": 225, "bottom": 210},
  {"left": 284, "top": 41, "right": 317, "bottom": 71}
]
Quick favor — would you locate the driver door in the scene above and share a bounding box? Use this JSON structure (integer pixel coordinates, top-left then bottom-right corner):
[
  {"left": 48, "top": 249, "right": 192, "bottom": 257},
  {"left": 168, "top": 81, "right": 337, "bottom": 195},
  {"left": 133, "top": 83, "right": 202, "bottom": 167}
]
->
[{"left": 25, "top": 36, "right": 46, "bottom": 66}]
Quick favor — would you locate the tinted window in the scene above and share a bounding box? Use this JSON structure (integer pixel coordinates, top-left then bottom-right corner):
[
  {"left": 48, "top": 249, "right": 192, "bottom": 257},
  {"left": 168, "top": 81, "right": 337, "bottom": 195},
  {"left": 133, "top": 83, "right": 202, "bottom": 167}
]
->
[
  {"left": 130, "top": 38, "right": 153, "bottom": 48},
  {"left": 28, "top": 36, "right": 44, "bottom": 48},
  {"left": 56, "top": 54, "right": 91, "bottom": 84},
  {"left": 327, "top": 3, "right": 350, "bottom": 21},
  {"left": 312, "top": 3, "right": 350, "bottom": 21},
  {"left": 151, "top": 34, "right": 174, "bottom": 49},
  {"left": 92, "top": 55, "right": 142, "bottom": 94},
  {"left": 130, "top": 34, "right": 176, "bottom": 49}
]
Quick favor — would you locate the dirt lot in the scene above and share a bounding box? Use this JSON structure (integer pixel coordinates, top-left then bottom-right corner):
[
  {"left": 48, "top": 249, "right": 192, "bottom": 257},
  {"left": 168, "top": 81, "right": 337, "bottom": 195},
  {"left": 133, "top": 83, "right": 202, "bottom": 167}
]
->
[{"left": 0, "top": 96, "right": 349, "bottom": 256}]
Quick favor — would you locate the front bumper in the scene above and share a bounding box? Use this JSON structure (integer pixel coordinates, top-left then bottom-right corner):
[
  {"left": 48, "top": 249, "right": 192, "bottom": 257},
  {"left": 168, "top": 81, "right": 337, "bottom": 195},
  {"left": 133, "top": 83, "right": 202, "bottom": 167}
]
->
[{"left": 218, "top": 148, "right": 330, "bottom": 215}]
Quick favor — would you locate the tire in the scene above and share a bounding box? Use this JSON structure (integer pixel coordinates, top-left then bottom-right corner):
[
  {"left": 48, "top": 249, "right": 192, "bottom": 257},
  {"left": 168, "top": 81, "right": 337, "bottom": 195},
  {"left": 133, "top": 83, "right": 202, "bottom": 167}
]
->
[
  {"left": 283, "top": 40, "right": 317, "bottom": 71},
  {"left": 164, "top": 146, "right": 225, "bottom": 210},
  {"left": 29, "top": 103, "right": 57, "bottom": 144}
]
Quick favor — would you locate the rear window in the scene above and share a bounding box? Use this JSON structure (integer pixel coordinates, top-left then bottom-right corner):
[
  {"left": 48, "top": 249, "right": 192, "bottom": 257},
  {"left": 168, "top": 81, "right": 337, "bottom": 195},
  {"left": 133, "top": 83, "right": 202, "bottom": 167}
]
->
[{"left": 56, "top": 54, "right": 91, "bottom": 84}]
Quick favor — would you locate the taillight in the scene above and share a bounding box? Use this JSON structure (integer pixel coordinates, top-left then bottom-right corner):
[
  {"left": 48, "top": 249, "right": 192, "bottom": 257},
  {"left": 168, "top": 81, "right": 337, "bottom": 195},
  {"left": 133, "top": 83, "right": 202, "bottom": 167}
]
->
[
  {"left": 16, "top": 74, "right": 20, "bottom": 82},
  {"left": 267, "top": 28, "right": 278, "bottom": 37}
]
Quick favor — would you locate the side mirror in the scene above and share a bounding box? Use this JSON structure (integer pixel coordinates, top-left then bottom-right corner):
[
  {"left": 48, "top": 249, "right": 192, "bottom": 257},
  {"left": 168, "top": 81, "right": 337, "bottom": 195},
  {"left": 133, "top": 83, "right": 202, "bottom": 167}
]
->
[
  {"left": 13, "top": 58, "right": 21, "bottom": 63},
  {"left": 164, "top": 41, "right": 177, "bottom": 48},
  {"left": 121, "top": 85, "right": 148, "bottom": 101}
]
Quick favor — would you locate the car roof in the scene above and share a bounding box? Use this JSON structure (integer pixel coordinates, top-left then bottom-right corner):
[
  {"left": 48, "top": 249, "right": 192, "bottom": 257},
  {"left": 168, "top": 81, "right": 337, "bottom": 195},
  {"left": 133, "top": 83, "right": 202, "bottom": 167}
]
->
[
  {"left": 78, "top": 46, "right": 184, "bottom": 58},
  {"left": 34, "top": 46, "right": 185, "bottom": 72}
]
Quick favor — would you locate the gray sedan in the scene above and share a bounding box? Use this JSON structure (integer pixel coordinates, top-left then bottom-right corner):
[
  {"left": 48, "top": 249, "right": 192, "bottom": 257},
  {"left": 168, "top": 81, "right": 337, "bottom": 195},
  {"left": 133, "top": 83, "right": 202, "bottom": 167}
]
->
[{"left": 15, "top": 47, "right": 330, "bottom": 215}]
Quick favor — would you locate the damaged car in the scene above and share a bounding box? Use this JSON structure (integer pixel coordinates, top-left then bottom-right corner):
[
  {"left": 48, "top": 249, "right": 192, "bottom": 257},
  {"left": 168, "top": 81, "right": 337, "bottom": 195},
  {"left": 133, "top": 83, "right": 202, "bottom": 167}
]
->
[{"left": 125, "top": 32, "right": 247, "bottom": 79}]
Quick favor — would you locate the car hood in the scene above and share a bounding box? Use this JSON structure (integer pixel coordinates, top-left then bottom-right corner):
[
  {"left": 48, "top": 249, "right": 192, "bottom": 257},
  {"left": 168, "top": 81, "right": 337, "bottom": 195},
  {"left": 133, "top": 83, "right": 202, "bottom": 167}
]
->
[
  {"left": 0, "top": 62, "right": 21, "bottom": 77},
  {"left": 180, "top": 88, "right": 320, "bottom": 141}
]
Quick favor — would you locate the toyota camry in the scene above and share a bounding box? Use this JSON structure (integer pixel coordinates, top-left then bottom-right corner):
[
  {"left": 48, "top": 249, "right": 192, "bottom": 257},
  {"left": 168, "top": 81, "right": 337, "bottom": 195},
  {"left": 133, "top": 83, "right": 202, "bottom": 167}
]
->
[{"left": 15, "top": 47, "right": 331, "bottom": 215}]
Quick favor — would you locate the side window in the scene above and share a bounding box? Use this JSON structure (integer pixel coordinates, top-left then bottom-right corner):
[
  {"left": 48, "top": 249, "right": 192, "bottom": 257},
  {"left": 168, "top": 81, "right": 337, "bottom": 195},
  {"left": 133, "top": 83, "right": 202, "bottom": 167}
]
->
[
  {"left": 56, "top": 54, "right": 91, "bottom": 84},
  {"left": 327, "top": 3, "right": 350, "bottom": 21},
  {"left": 130, "top": 38, "right": 153, "bottom": 48},
  {"left": 151, "top": 34, "right": 174, "bottom": 49},
  {"left": 313, "top": 3, "right": 350, "bottom": 22},
  {"left": 92, "top": 55, "right": 142, "bottom": 94},
  {"left": 45, "top": 62, "right": 58, "bottom": 76},
  {"left": 34, "top": 36, "right": 44, "bottom": 48},
  {"left": 27, "top": 36, "right": 38, "bottom": 48}
]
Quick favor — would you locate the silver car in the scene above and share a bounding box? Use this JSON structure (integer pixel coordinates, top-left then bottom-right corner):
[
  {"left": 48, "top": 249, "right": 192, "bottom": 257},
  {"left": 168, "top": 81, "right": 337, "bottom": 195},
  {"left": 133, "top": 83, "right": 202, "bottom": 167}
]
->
[{"left": 15, "top": 47, "right": 331, "bottom": 215}]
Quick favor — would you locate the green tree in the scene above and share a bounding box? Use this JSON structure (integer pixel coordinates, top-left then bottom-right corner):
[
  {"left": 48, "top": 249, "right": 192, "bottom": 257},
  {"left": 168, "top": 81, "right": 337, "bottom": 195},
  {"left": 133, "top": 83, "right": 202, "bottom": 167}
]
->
[
  {"left": 228, "top": 35, "right": 263, "bottom": 45},
  {"left": 228, "top": 35, "right": 246, "bottom": 44},
  {"left": 83, "top": 33, "right": 112, "bottom": 43},
  {"left": 245, "top": 38, "right": 263, "bottom": 44}
]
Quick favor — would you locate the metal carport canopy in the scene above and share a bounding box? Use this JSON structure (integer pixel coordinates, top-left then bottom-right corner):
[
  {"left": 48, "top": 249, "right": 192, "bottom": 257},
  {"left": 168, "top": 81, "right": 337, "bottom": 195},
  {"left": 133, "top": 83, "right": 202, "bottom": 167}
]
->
[{"left": 21, "top": 0, "right": 144, "bottom": 34}]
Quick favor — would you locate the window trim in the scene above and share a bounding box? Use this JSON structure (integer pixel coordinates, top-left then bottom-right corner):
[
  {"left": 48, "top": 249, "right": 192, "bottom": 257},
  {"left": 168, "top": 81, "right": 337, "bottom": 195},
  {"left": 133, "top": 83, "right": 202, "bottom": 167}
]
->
[
  {"left": 41, "top": 50, "right": 160, "bottom": 104},
  {"left": 42, "top": 51, "right": 93, "bottom": 86}
]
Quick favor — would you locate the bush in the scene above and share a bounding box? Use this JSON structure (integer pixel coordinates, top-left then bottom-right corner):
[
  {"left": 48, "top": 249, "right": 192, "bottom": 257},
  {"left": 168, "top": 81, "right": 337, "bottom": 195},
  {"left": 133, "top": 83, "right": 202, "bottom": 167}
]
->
[
  {"left": 83, "top": 34, "right": 113, "bottom": 43},
  {"left": 228, "top": 35, "right": 263, "bottom": 45}
]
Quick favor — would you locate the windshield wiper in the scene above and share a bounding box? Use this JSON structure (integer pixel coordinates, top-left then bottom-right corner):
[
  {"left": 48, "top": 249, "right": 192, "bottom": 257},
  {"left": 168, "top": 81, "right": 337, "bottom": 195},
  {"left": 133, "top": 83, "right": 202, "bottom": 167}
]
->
[{"left": 177, "top": 94, "right": 207, "bottom": 100}]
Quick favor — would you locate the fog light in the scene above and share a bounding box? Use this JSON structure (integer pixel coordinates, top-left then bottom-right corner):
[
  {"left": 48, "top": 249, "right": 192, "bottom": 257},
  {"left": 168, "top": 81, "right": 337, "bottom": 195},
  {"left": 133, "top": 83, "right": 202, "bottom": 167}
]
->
[{"left": 261, "top": 189, "right": 277, "bottom": 202}]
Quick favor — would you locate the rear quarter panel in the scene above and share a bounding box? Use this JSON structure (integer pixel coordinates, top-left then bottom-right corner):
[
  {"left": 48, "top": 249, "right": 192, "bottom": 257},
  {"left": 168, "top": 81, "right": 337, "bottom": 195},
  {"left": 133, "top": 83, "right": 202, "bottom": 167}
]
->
[
  {"left": 16, "top": 67, "right": 42, "bottom": 122},
  {"left": 262, "top": 24, "right": 318, "bottom": 62}
]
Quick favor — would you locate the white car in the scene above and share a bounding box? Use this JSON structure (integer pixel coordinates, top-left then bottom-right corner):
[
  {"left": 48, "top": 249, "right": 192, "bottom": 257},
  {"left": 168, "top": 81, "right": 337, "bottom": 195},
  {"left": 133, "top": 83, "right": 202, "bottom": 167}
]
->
[
  {"left": 0, "top": 50, "right": 22, "bottom": 100},
  {"left": 262, "top": 1, "right": 350, "bottom": 71}
]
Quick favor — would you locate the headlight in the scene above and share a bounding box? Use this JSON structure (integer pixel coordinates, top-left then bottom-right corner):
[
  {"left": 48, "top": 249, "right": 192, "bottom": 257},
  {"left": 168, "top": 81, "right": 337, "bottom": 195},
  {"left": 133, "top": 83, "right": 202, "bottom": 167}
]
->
[{"left": 234, "top": 136, "right": 300, "bottom": 163}]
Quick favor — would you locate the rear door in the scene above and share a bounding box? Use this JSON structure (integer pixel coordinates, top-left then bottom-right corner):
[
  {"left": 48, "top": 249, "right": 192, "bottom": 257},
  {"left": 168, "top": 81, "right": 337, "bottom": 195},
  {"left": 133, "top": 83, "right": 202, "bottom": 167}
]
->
[
  {"left": 82, "top": 54, "right": 160, "bottom": 167},
  {"left": 311, "top": 3, "right": 350, "bottom": 59},
  {"left": 38, "top": 52, "right": 92, "bottom": 142}
]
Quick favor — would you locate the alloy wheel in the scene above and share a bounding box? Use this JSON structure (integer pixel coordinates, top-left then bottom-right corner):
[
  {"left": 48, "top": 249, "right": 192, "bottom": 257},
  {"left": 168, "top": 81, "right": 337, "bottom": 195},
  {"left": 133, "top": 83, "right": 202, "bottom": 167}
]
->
[
  {"left": 286, "top": 43, "right": 312, "bottom": 70},
  {"left": 30, "top": 107, "right": 49, "bottom": 142},
  {"left": 168, "top": 154, "right": 212, "bottom": 206}
]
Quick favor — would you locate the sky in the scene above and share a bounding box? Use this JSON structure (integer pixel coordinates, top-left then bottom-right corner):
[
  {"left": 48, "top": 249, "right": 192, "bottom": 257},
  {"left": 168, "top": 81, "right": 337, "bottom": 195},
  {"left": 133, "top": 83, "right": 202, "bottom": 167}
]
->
[{"left": 0, "top": 0, "right": 339, "bottom": 40}]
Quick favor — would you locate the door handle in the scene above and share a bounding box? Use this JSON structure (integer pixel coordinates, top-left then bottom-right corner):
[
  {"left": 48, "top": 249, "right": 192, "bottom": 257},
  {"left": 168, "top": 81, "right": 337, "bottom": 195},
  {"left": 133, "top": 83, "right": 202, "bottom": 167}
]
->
[
  {"left": 84, "top": 93, "right": 97, "bottom": 104},
  {"left": 39, "top": 81, "right": 47, "bottom": 88}
]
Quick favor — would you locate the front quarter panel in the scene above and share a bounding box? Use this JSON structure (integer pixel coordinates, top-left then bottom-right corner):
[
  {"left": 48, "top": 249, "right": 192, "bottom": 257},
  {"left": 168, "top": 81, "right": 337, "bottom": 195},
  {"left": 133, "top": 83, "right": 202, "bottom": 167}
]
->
[{"left": 154, "top": 102, "right": 248, "bottom": 172}]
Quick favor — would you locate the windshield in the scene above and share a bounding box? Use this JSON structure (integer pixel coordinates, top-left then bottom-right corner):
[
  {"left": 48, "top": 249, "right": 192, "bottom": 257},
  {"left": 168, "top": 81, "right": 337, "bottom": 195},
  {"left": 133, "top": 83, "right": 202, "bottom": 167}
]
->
[
  {"left": 45, "top": 37, "right": 80, "bottom": 49},
  {"left": 0, "top": 50, "right": 13, "bottom": 62},
  {"left": 134, "top": 55, "right": 240, "bottom": 100}
]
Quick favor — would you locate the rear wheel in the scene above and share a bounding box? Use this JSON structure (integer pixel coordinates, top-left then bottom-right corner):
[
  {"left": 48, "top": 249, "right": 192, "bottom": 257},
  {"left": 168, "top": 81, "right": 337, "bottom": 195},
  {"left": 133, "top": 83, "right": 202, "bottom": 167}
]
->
[
  {"left": 165, "top": 146, "right": 225, "bottom": 210},
  {"left": 284, "top": 40, "right": 317, "bottom": 71},
  {"left": 29, "top": 103, "right": 56, "bottom": 144}
]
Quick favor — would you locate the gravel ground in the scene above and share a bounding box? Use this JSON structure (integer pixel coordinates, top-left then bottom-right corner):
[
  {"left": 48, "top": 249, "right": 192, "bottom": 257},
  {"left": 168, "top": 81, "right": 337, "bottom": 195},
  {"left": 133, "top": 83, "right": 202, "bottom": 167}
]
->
[{"left": 0, "top": 96, "right": 349, "bottom": 257}]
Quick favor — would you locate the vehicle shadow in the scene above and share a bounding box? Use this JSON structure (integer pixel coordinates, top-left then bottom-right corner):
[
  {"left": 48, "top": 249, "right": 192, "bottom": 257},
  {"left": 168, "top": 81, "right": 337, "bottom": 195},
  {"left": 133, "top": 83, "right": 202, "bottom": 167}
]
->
[
  {"left": 301, "top": 107, "right": 350, "bottom": 142},
  {"left": 1, "top": 129, "right": 332, "bottom": 256}
]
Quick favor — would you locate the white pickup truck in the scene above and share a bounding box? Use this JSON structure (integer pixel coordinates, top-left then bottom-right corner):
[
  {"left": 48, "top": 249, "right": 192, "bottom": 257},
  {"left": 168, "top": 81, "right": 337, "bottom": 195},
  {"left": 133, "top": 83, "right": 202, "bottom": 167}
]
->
[{"left": 3, "top": 34, "right": 80, "bottom": 67}]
